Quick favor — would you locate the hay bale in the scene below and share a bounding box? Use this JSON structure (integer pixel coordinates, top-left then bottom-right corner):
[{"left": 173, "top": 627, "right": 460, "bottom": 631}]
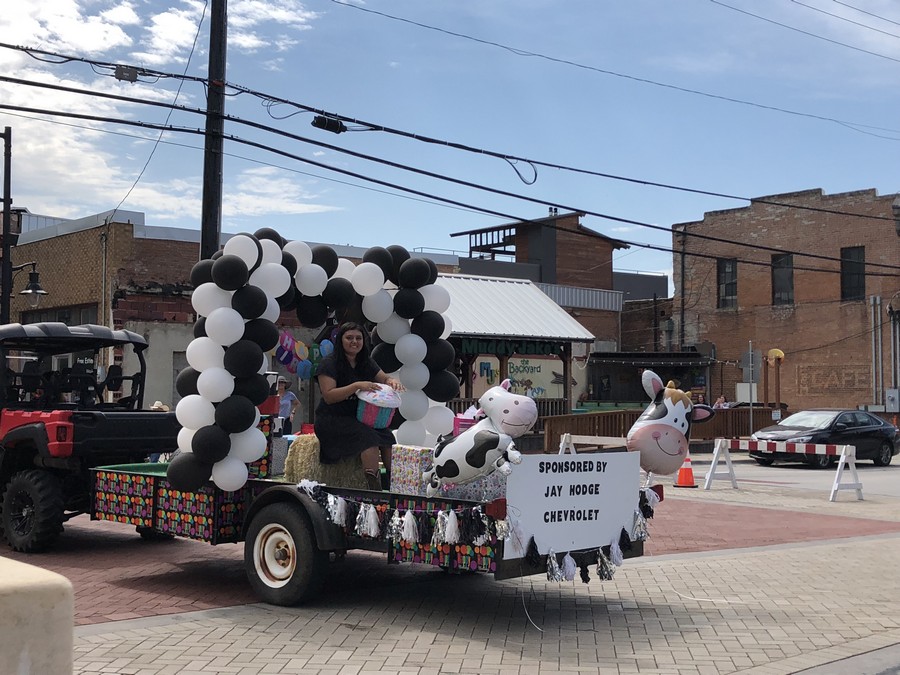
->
[{"left": 285, "top": 434, "right": 367, "bottom": 489}]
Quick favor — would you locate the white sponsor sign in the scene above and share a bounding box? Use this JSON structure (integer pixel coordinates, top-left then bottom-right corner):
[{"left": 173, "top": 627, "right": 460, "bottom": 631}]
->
[{"left": 503, "top": 452, "right": 640, "bottom": 560}]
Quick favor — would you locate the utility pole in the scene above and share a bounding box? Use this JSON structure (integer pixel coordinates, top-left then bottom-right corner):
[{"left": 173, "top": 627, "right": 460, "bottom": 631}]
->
[
  {"left": 2, "top": 127, "right": 12, "bottom": 325},
  {"left": 199, "top": 0, "right": 227, "bottom": 261}
]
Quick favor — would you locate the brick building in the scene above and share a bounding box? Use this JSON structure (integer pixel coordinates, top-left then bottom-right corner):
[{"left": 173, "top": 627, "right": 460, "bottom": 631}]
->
[{"left": 673, "top": 188, "right": 900, "bottom": 411}]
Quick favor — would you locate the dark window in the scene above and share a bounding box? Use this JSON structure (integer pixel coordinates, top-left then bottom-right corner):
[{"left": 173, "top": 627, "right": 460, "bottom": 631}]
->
[
  {"left": 717, "top": 258, "right": 737, "bottom": 309},
  {"left": 840, "top": 246, "right": 865, "bottom": 301},
  {"left": 771, "top": 253, "right": 794, "bottom": 306}
]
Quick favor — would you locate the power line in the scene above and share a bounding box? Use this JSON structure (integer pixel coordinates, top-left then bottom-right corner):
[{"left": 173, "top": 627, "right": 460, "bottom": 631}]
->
[
  {"left": 3, "top": 41, "right": 898, "bottom": 225},
  {"left": 2, "top": 98, "right": 898, "bottom": 281},
  {"left": 323, "top": 0, "right": 900, "bottom": 139},
  {"left": 710, "top": 0, "right": 900, "bottom": 64},
  {"left": 789, "top": 0, "right": 900, "bottom": 40},
  {"left": 831, "top": 0, "right": 900, "bottom": 28}
]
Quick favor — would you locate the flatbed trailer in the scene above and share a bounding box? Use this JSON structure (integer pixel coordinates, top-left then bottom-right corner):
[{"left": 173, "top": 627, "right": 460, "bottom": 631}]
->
[{"left": 92, "top": 447, "right": 651, "bottom": 606}]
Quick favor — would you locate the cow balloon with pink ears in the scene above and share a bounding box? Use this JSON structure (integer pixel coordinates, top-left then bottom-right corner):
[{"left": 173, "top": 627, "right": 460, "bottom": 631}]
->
[
  {"left": 625, "top": 370, "right": 715, "bottom": 476},
  {"left": 423, "top": 379, "right": 538, "bottom": 497}
]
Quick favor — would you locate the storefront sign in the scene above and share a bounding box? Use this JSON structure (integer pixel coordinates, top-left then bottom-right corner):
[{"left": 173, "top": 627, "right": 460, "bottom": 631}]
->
[{"left": 458, "top": 338, "right": 564, "bottom": 357}]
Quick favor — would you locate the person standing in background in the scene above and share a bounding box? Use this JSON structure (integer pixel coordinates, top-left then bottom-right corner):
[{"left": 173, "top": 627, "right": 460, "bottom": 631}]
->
[{"left": 277, "top": 377, "right": 300, "bottom": 435}]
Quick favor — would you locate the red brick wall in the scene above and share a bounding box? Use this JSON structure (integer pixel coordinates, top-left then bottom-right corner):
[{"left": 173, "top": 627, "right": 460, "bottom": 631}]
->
[{"left": 675, "top": 188, "right": 899, "bottom": 410}]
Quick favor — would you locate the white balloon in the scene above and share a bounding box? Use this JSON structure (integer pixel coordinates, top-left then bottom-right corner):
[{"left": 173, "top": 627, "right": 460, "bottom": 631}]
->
[
  {"left": 377, "top": 314, "right": 410, "bottom": 344},
  {"left": 212, "top": 456, "right": 249, "bottom": 492},
  {"left": 177, "top": 427, "right": 197, "bottom": 453},
  {"left": 252, "top": 407, "right": 262, "bottom": 429},
  {"left": 204, "top": 307, "right": 245, "bottom": 346},
  {"left": 351, "top": 262, "right": 385, "bottom": 296},
  {"left": 259, "top": 238, "right": 283, "bottom": 265},
  {"left": 440, "top": 315, "right": 453, "bottom": 340},
  {"left": 176, "top": 394, "right": 216, "bottom": 429},
  {"left": 250, "top": 262, "right": 291, "bottom": 297},
  {"left": 399, "top": 388, "right": 429, "bottom": 421},
  {"left": 197, "top": 367, "right": 235, "bottom": 402},
  {"left": 395, "top": 419, "right": 427, "bottom": 446},
  {"left": 229, "top": 427, "right": 268, "bottom": 462},
  {"left": 295, "top": 264, "right": 328, "bottom": 296},
  {"left": 223, "top": 234, "right": 261, "bottom": 270},
  {"left": 262, "top": 294, "right": 281, "bottom": 323},
  {"left": 420, "top": 284, "right": 451, "bottom": 313},
  {"left": 395, "top": 333, "right": 427, "bottom": 365},
  {"left": 257, "top": 352, "right": 269, "bottom": 374},
  {"left": 424, "top": 432, "right": 438, "bottom": 448},
  {"left": 186, "top": 337, "right": 225, "bottom": 371},
  {"left": 191, "top": 282, "right": 233, "bottom": 318},
  {"left": 424, "top": 405, "right": 455, "bottom": 436},
  {"left": 398, "top": 362, "right": 430, "bottom": 390},
  {"left": 283, "top": 240, "right": 313, "bottom": 267},
  {"left": 334, "top": 258, "right": 356, "bottom": 280},
  {"left": 362, "top": 289, "right": 394, "bottom": 324}
]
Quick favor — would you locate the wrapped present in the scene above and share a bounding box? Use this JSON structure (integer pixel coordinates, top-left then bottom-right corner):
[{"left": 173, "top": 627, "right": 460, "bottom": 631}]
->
[
  {"left": 453, "top": 414, "right": 477, "bottom": 436},
  {"left": 389, "top": 444, "right": 506, "bottom": 501},
  {"left": 390, "top": 444, "right": 433, "bottom": 496}
]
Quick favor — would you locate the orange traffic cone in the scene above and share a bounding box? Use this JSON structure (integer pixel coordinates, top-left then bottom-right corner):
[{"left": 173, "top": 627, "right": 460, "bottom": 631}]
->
[{"left": 673, "top": 452, "right": 698, "bottom": 488}]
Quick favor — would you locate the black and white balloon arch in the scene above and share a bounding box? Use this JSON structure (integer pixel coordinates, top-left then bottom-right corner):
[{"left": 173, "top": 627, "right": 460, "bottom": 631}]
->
[{"left": 168, "top": 230, "right": 459, "bottom": 493}]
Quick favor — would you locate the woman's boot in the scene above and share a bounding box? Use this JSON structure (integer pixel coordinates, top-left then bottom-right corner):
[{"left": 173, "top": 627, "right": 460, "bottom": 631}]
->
[{"left": 365, "top": 470, "right": 381, "bottom": 492}]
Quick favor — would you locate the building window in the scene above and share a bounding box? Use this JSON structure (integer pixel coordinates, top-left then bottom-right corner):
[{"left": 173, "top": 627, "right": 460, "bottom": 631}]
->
[
  {"left": 771, "top": 253, "right": 793, "bottom": 306},
  {"left": 717, "top": 258, "right": 737, "bottom": 309},
  {"left": 840, "top": 246, "right": 865, "bottom": 301}
]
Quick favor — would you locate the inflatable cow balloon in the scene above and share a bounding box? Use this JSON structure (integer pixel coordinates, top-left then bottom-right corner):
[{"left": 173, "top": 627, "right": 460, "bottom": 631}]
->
[
  {"left": 625, "top": 370, "right": 714, "bottom": 475},
  {"left": 423, "top": 379, "right": 538, "bottom": 497}
]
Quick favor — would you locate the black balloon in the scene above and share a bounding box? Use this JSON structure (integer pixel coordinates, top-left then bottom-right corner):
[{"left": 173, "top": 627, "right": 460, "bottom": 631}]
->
[
  {"left": 363, "top": 247, "right": 394, "bottom": 283},
  {"left": 190, "top": 259, "right": 215, "bottom": 288},
  {"left": 322, "top": 277, "right": 355, "bottom": 309},
  {"left": 211, "top": 249, "right": 224, "bottom": 260},
  {"left": 296, "top": 295, "right": 328, "bottom": 328},
  {"left": 423, "top": 339, "right": 455, "bottom": 371},
  {"left": 425, "top": 257, "right": 439, "bottom": 285},
  {"left": 423, "top": 369, "right": 460, "bottom": 402},
  {"left": 192, "top": 317, "right": 207, "bottom": 339},
  {"left": 211, "top": 255, "right": 250, "bottom": 291},
  {"left": 232, "top": 284, "right": 268, "bottom": 319},
  {"left": 232, "top": 373, "right": 270, "bottom": 406},
  {"left": 166, "top": 452, "right": 213, "bottom": 492},
  {"left": 223, "top": 340, "right": 264, "bottom": 378},
  {"left": 372, "top": 342, "right": 402, "bottom": 374},
  {"left": 276, "top": 284, "right": 297, "bottom": 311},
  {"left": 411, "top": 310, "right": 445, "bottom": 343},
  {"left": 387, "top": 245, "right": 411, "bottom": 285},
  {"left": 393, "top": 288, "right": 425, "bottom": 319},
  {"left": 311, "top": 245, "right": 339, "bottom": 277},
  {"left": 175, "top": 367, "right": 200, "bottom": 397},
  {"left": 254, "top": 227, "right": 285, "bottom": 247},
  {"left": 281, "top": 251, "right": 298, "bottom": 277},
  {"left": 215, "top": 395, "right": 257, "bottom": 433},
  {"left": 192, "top": 424, "right": 232, "bottom": 464},
  {"left": 398, "top": 258, "right": 431, "bottom": 289},
  {"left": 242, "top": 319, "right": 280, "bottom": 352}
]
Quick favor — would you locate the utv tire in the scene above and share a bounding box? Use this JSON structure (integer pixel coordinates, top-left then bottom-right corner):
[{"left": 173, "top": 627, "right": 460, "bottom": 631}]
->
[
  {"left": 244, "top": 502, "right": 327, "bottom": 606},
  {"left": 2, "top": 470, "right": 65, "bottom": 552}
]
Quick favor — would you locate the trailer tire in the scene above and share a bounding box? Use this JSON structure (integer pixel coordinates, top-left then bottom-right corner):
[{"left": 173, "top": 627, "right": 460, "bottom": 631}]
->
[
  {"left": 244, "top": 502, "right": 326, "bottom": 606},
  {"left": 1, "top": 469, "right": 64, "bottom": 553}
]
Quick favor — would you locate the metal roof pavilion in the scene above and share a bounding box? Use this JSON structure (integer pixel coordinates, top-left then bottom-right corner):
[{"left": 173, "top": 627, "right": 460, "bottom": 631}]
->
[{"left": 435, "top": 273, "right": 595, "bottom": 343}]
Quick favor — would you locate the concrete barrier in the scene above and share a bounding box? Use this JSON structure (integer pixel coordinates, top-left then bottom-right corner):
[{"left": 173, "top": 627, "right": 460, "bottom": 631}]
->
[{"left": 0, "top": 556, "right": 73, "bottom": 675}]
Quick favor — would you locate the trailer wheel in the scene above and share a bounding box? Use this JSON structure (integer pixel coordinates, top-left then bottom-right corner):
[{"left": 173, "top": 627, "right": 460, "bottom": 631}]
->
[
  {"left": 244, "top": 502, "right": 326, "bottom": 606},
  {"left": 1, "top": 470, "right": 64, "bottom": 553}
]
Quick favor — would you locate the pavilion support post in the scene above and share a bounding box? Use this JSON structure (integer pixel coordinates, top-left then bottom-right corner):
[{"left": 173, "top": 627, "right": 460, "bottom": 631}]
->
[{"left": 562, "top": 343, "right": 572, "bottom": 411}]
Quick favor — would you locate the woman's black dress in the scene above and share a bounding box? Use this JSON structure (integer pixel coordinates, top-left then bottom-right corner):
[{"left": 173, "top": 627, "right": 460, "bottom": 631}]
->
[{"left": 314, "top": 355, "right": 395, "bottom": 464}]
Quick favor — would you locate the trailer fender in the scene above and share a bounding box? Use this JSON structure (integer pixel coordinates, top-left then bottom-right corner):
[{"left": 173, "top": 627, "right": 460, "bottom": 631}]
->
[
  {"left": 2, "top": 424, "right": 50, "bottom": 457},
  {"left": 244, "top": 485, "right": 346, "bottom": 551}
]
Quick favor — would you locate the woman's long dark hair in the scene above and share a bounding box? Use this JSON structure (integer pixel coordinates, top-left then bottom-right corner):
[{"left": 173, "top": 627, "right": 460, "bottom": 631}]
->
[{"left": 331, "top": 322, "right": 372, "bottom": 378}]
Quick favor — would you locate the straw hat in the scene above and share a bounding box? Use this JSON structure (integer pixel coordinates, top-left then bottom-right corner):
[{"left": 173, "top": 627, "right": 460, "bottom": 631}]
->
[{"left": 150, "top": 401, "right": 170, "bottom": 412}]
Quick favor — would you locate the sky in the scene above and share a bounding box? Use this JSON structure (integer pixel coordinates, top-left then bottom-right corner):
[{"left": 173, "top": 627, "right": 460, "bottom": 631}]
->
[{"left": 1, "top": 0, "right": 899, "bottom": 292}]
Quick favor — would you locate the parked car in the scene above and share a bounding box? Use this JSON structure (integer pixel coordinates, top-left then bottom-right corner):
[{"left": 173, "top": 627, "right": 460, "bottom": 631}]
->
[{"left": 749, "top": 409, "right": 900, "bottom": 468}]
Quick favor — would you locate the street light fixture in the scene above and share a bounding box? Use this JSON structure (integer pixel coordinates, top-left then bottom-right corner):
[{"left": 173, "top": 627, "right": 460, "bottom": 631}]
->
[{"left": 17, "top": 263, "right": 47, "bottom": 309}]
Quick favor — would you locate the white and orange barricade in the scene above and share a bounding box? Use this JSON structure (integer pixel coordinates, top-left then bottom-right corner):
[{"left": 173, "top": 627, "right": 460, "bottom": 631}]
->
[{"left": 705, "top": 438, "right": 862, "bottom": 502}]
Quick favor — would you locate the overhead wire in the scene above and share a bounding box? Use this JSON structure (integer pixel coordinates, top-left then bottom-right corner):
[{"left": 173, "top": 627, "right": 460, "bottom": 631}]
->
[
  {"left": 3, "top": 97, "right": 898, "bottom": 281},
  {"left": 831, "top": 0, "right": 900, "bottom": 28},
  {"left": 2, "top": 41, "right": 898, "bottom": 224},
  {"left": 789, "top": 0, "right": 900, "bottom": 39}
]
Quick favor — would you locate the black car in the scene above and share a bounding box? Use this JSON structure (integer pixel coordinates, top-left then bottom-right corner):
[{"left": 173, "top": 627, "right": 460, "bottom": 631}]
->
[{"left": 749, "top": 409, "right": 900, "bottom": 468}]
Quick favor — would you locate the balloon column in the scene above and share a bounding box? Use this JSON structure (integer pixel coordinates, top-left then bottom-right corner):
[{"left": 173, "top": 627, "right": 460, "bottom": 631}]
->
[{"left": 168, "top": 231, "right": 457, "bottom": 493}]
